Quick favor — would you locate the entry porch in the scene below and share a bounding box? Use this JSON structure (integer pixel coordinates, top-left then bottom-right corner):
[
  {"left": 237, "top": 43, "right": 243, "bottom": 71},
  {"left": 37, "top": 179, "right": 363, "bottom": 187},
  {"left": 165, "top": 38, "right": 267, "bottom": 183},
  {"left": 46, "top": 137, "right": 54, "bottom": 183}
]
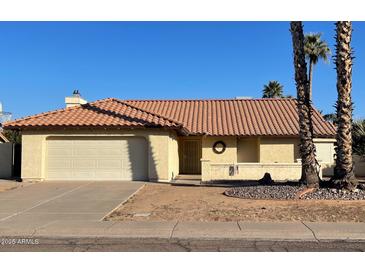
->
[{"left": 176, "top": 136, "right": 334, "bottom": 182}]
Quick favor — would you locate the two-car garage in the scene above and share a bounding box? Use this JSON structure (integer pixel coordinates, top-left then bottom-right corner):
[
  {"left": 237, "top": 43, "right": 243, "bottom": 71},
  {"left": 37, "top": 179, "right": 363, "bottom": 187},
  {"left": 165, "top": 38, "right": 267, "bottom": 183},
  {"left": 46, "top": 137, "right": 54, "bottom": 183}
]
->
[
  {"left": 4, "top": 98, "right": 181, "bottom": 183},
  {"left": 46, "top": 137, "right": 148, "bottom": 181}
]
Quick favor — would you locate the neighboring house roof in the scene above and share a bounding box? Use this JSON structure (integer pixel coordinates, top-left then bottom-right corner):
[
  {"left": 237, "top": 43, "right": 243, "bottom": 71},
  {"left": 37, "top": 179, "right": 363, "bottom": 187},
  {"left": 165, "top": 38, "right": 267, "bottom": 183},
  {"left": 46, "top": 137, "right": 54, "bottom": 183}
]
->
[{"left": 3, "top": 98, "right": 336, "bottom": 137}]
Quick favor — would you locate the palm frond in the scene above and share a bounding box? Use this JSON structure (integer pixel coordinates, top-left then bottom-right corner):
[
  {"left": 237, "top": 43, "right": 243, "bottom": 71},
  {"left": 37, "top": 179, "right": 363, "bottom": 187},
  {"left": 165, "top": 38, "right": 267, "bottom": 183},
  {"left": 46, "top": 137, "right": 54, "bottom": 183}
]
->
[
  {"left": 304, "top": 33, "right": 331, "bottom": 65},
  {"left": 262, "top": 80, "right": 284, "bottom": 98},
  {"left": 353, "top": 119, "right": 365, "bottom": 157}
]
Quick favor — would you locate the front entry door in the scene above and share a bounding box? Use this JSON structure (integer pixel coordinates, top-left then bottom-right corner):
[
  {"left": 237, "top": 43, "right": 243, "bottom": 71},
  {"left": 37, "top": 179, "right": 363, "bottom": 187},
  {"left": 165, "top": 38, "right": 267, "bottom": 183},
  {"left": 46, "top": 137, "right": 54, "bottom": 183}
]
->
[{"left": 180, "top": 139, "right": 202, "bottom": 174}]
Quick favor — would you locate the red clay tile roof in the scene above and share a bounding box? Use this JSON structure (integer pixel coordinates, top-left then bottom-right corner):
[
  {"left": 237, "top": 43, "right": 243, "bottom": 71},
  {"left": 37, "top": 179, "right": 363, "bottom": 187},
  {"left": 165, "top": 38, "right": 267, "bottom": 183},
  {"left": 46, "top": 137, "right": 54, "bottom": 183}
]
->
[
  {"left": 3, "top": 98, "right": 188, "bottom": 134},
  {"left": 4, "top": 98, "right": 336, "bottom": 137}
]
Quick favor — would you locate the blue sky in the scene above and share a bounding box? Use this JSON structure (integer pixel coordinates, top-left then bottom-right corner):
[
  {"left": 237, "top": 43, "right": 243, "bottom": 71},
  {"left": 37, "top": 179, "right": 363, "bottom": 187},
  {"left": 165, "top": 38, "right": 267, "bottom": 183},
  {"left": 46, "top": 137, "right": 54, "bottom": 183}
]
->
[{"left": 0, "top": 21, "right": 364, "bottom": 120}]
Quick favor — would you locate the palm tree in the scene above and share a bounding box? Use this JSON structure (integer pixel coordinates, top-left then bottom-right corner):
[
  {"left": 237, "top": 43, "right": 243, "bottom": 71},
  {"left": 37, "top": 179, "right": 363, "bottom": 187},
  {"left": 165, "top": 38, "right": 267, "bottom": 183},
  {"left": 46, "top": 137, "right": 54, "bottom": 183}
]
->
[
  {"left": 304, "top": 33, "right": 331, "bottom": 101},
  {"left": 262, "top": 81, "right": 284, "bottom": 98},
  {"left": 290, "top": 21, "right": 321, "bottom": 189},
  {"left": 333, "top": 21, "right": 358, "bottom": 191}
]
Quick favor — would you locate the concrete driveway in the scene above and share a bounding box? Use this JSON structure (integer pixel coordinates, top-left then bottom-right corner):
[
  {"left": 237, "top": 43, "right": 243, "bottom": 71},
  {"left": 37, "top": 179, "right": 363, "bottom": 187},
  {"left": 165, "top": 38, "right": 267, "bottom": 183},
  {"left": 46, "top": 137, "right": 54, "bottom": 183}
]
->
[{"left": 0, "top": 181, "right": 144, "bottom": 230}]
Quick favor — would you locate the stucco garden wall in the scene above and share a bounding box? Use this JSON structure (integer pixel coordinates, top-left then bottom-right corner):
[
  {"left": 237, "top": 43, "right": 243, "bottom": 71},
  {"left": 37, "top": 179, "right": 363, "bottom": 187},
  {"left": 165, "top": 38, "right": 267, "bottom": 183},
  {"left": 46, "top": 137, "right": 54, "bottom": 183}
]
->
[
  {"left": 21, "top": 128, "right": 176, "bottom": 182},
  {"left": 202, "top": 162, "right": 302, "bottom": 182}
]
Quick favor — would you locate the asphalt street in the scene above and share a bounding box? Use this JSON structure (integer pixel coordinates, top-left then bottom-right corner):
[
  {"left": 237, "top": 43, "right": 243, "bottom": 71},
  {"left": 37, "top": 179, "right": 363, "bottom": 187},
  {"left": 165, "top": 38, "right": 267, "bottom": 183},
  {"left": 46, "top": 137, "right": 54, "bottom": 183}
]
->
[{"left": 1, "top": 237, "right": 365, "bottom": 252}]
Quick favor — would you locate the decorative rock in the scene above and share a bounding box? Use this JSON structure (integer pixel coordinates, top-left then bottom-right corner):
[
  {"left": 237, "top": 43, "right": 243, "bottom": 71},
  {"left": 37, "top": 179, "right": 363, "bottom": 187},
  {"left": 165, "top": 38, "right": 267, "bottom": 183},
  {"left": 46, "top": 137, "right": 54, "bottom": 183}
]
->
[
  {"left": 358, "top": 183, "right": 365, "bottom": 190},
  {"left": 224, "top": 183, "right": 365, "bottom": 201}
]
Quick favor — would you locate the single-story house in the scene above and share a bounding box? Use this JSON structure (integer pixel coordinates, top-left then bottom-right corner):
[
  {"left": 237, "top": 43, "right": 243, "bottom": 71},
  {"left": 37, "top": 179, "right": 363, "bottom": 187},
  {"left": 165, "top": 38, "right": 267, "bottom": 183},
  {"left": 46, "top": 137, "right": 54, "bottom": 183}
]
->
[{"left": 3, "top": 94, "right": 336, "bottom": 183}]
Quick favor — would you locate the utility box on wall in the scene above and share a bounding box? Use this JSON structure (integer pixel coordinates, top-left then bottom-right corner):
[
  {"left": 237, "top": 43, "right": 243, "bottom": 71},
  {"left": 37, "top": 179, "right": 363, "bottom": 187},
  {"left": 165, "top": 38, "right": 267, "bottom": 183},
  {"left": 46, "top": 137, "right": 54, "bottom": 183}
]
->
[{"left": 0, "top": 143, "right": 13, "bottom": 179}]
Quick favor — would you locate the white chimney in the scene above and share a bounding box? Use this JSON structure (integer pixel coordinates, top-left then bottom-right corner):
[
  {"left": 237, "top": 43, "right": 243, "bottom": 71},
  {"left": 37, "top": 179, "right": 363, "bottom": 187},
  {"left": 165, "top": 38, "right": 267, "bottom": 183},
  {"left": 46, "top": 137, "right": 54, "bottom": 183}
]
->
[{"left": 65, "top": 90, "right": 87, "bottom": 108}]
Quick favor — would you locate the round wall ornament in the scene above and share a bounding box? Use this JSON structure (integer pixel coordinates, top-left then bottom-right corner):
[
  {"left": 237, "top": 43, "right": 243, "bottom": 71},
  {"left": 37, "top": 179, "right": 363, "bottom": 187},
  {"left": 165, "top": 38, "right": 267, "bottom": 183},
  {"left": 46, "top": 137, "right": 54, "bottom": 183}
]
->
[{"left": 213, "top": 141, "right": 226, "bottom": 154}]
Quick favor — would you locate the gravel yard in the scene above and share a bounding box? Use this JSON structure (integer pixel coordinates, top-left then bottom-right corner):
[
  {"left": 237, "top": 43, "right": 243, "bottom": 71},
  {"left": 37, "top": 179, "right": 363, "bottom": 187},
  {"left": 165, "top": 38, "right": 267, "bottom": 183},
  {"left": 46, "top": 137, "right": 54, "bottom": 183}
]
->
[
  {"left": 106, "top": 183, "right": 365, "bottom": 223},
  {"left": 225, "top": 183, "right": 365, "bottom": 200},
  {"left": 225, "top": 184, "right": 302, "bottom": 200}
]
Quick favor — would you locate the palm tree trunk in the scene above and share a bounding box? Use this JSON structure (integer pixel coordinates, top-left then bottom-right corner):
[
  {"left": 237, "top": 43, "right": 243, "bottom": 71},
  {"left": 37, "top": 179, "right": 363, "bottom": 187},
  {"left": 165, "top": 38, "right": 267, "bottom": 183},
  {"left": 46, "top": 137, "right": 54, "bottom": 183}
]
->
[
  {"left": 290, "top": 21, "right": 321, "bottom": 189},
  {"left": 333, "top": 21, "right": 358, "bottom": 191},
  {"left": 308, "top": 60, "right": 314, "bottom": 101}
]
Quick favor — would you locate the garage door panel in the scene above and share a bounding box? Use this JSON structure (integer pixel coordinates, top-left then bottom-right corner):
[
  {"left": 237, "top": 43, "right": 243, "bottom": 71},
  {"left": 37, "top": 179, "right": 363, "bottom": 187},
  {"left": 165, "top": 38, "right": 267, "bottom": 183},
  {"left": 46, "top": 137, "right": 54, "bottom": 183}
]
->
[
  {"left": 98, "top": 148, "right": 124, "bottom": 157},
  {"left": 72, "top": 170, "right": 96, "bottom": 179},
  {"left": 122, "top": 160, "right": 132, "bottom": 168},
  {"left": 46, "top": 137, "right": 148, "bottom": 181},
  {"left": 97, "top": 159, "right": 123, "bottom": 168},
  {"left": 74, "top": 148, "right": 100, "bottom": 157},
  {"left": 94, "top": 171, "right": 123, "bottom": 179},
  {"left": 47, "top": 170, "right": 74, "bottom": 179},
  {"left": 73, "top": 159, "right": 97, "bottom": 169},
  {"left": 47, "top": 159, "right": 72, "bottom": 169}
]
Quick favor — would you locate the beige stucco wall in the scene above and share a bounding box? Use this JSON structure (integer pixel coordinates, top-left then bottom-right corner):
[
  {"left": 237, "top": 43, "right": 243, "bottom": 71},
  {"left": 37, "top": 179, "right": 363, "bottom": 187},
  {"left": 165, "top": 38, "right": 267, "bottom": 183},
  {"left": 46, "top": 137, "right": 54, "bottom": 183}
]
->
[
  {"left": 313, "top": 138, "right": 336, "bottom": 177},
  {"left": 201, "top": 136, "right": 302, "bottom": 181},
  {"left": 21, "top": 128, "right": 176, "bottom": 182},
  {"left": 315, "top": 139, "right": 335, "bottom": 163},
  {"left": 203, "top": 162, "right": 302, "bottom": 182},
  {"left": 168, "top": 132, "right": 179, "bottom": 180},
  {"left": 320, "top": 155, "right": 365, "bottom": 178},
  {"left": 22, "top": 128, "right": 340, "bottom": 183},
  {"left": 201, "top": 137, "right": 335, "bottom": 182},
  {"left": 202, "top": 136, "right": 237, "bottom": 163},
  {"left": 202, "top": 136, "right": 302, "bottom": 164},
  {"left": 259, "top": 137, "right": 300, "bottom": 163},
  {"left": 22, "top": 134, "right": 45, "bottom": 180},
  {"left": 237, "top": 137, "right": 259, "bottom": 162},
  {"left": 313, "top": 139, "right": 365, "bottom": 178}
]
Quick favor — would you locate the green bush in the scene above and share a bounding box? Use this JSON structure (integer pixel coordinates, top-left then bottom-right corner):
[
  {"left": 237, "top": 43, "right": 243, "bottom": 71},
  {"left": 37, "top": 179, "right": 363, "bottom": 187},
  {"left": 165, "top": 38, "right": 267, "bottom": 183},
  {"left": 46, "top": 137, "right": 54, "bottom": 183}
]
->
[
  {"left": 353, "top": 119, "right": 365, "bottom": 158},
  {"left": 3, "top": 129, "right": 21, "bottom": 144}
]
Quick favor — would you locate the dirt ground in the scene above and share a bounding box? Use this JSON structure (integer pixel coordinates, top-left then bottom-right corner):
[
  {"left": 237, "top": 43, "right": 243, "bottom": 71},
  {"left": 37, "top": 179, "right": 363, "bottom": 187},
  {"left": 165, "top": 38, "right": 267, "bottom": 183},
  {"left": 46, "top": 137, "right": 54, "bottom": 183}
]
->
[
  {"left": 0, "top": 186, "right": 11, "bottom": 192},
  {"left": 0, "top": 181, "right": 24, "bottom": 193},
  {"left": 106, "top": 184, "right": 365, "bottom": 222}
]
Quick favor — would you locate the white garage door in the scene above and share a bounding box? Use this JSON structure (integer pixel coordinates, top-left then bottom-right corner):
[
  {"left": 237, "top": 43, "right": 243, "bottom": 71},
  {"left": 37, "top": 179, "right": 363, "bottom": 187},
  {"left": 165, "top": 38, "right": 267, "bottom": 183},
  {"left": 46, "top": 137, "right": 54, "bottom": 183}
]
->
[{"left": 46, "top": 137, "right": 148, "bottom": 181}]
